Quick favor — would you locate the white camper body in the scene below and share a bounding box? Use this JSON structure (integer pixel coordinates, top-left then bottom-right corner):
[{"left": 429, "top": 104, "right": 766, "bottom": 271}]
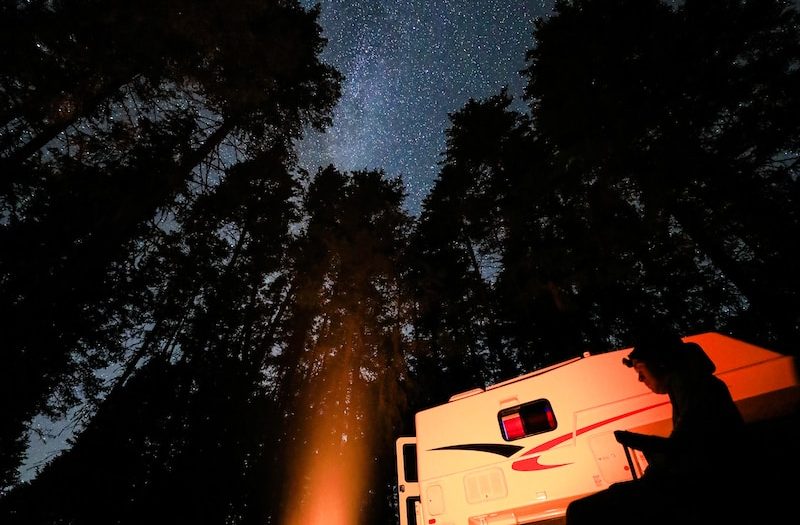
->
[{"left": 395, "top": 332, "right": 800, "bottom": 525}]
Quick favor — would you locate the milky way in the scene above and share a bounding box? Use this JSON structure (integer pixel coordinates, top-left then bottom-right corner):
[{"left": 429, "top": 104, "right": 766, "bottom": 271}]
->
[{"left": 297, "top": 0, "right": 555, "bottom": 214}]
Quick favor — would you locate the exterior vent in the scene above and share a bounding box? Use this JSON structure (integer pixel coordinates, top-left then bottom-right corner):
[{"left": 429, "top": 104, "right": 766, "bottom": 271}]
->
[{"left": 464, "top": 468, "right": 508, "bottom": 503}]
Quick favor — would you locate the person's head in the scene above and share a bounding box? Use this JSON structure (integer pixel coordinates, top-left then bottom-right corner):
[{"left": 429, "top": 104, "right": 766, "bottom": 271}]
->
[
  {"left": 622, "top": 324, "right": 715, "bottom": 392},
  {"left": 628, "top": 359, "right": 669, "bottom": 394}
]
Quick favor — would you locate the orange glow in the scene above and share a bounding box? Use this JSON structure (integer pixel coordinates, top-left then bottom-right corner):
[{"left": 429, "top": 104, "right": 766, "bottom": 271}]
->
[
  {"left": 281, "top": 339, "right": 372, "bottom": 525},
  {"left": 283, "top": 448, "right": 366, "bottom": 525}
]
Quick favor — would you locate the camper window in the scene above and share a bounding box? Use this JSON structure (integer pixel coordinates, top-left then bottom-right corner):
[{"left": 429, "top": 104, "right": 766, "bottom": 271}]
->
[
  {"left": 498, "top": 399, "right": 557, "bottom": 441},
  {"left": 401, "top": 442, "right": 418, "bottom": 482}
]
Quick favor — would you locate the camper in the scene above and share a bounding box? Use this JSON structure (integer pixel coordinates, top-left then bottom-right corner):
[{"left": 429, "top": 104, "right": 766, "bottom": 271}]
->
[{"left": 395, "top": 332, "right": 800, "bottom": 525}]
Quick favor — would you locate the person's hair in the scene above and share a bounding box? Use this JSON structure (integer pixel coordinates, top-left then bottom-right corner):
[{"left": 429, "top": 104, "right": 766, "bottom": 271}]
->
[{"left": 623, "top": 324, "right": 715, "bottom": 377}]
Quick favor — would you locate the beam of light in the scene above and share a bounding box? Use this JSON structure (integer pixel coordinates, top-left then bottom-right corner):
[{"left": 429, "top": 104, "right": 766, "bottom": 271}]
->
[{"left": 280, "top": 339, "right": 372, "bottom": 525}]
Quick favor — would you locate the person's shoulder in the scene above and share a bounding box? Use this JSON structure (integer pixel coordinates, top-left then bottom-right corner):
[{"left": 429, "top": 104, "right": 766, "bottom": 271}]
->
[{"left": 670, "top": 369, "right": 725, "bottom": 398}]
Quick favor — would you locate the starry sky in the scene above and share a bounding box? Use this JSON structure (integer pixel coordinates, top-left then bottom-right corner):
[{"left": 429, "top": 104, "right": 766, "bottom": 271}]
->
[{"left": 297, "top": 0, "right": 556, "bottom": 215}]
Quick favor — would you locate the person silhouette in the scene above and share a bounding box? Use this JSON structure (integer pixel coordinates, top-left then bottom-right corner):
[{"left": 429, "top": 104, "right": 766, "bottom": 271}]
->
[{"left": 565, "top": 325, "right": 745, "bottom": 525}]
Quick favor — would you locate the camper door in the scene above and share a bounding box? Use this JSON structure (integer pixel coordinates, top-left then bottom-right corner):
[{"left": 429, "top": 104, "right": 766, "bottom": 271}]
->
[{"left": 396, "top": 437, "right": 421, "bottom": 525}]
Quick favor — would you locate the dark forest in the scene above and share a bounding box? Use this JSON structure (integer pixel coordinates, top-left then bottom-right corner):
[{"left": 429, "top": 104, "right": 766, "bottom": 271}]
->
[{"left": 1, "top": 0, "right": 798, "bottom": 524}]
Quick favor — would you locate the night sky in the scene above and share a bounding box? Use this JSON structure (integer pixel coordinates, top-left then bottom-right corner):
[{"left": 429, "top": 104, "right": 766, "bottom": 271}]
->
[{"left": 297, "top": 0, "right": 556, "bottom": 214}]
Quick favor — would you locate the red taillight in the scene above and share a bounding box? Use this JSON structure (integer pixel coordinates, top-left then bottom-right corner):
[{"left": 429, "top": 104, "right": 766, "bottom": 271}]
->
[
  {"left": 546, "top": 407, "right": 556, "bottom": 428},
  {"left": 501, "top": 413, "right": 525, "bottom": 440}
]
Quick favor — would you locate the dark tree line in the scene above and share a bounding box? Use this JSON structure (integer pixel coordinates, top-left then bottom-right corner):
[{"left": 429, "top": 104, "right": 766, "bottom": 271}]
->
[{"left": 1, "top": 0, "right": 798, "bottom": 524}]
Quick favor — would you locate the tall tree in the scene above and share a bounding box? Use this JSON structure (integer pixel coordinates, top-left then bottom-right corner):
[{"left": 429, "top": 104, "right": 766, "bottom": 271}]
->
[
  {"left": 275, "top": 166, "right": 412, "bottom": 525},
  {"left": 409, "top": 92, "right": 524, "bottom": 397},
  {"left": 522, "top": 0, "right": 800, "bottom": 349},
  {"left": 0, "top": 147, "right": 305, "bottom": 524},
  {"left": 410, "top": 89, "right": 590, "bottom": 391},
  {"left": 0, "top": 0, "right": 341, "bottom": 489}
]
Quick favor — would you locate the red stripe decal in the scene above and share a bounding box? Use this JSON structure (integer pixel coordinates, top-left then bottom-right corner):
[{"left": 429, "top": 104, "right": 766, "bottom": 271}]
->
[{"left": 511, "top": 401, "right": 669, "bottom": 471}]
